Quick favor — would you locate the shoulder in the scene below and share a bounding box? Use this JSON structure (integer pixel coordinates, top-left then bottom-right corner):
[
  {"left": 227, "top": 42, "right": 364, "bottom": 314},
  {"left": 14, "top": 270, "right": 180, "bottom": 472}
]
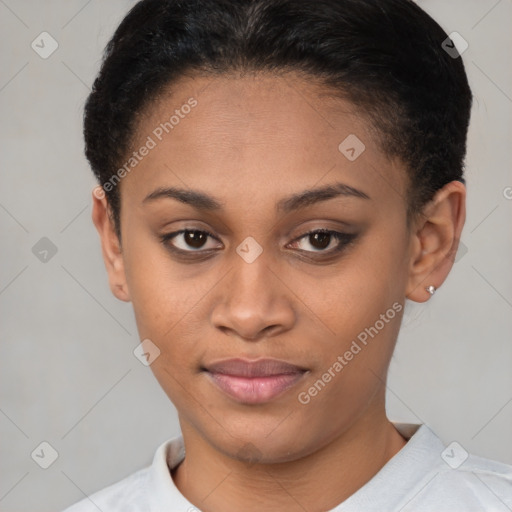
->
[
  {"left": 61, "top": 466, "right": 151, "bottom": 512},
  {"left": 375, "top": 423, "right": 512, "bottom": 512},
  {"left": 61, "top": 436, "right": 186, "bottom": 512},
  {"left": 413, "top": 452, "right": 512, "bottom": 511}
]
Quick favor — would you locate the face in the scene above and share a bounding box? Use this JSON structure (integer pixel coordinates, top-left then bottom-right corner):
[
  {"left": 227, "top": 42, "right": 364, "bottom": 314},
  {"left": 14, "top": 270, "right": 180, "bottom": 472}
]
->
[{"left": 102, "top": 72, "right": 415, "bottom": 463}]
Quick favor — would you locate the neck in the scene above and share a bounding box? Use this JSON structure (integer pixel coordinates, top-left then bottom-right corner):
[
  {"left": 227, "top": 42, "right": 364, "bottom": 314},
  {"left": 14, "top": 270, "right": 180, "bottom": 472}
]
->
[{"left": 172, "top": 407, "right": 408, "bottom": 512}]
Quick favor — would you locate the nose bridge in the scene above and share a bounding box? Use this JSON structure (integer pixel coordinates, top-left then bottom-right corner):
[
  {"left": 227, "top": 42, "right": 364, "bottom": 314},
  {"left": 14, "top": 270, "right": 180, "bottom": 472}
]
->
[
  {"left": 229, "top": 239, "right": 277, "bottom": 309},
  {"left": 211, "top": 239, "right": 295, "bottom": 338}
]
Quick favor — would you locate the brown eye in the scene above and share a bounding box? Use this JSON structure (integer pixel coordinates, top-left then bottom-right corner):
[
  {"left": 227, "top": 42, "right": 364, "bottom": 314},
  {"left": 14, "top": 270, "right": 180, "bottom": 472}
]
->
[
  {"left": 288, "top": 229, "right": 357, "bottom": 255},
  {"left": 183, "top": 230, "right": 208, "bottom": 249},
  {"left": 161, "top": 229, "right": 221, "bottom": 253},
  {"left": 309, "top": 231, "right": 331, "bottom": 250}
]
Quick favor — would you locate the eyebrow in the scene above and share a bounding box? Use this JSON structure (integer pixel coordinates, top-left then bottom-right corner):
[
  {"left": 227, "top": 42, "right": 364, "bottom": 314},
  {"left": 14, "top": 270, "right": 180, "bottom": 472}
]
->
[{"left": 143, "top": 182, "right": 370, "bottom": 213}]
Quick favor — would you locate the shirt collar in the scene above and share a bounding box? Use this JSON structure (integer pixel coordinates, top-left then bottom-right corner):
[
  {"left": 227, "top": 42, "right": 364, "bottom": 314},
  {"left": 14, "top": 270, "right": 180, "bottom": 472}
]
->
[
  {"left": 147, "top": 433, "right": 193, "bottom": 511},
  {"left": 331, "top": 422, "right": 445, "bottom": 511},
  {"left": 146, "top": 422, "right": 434, "bottom": 511}
]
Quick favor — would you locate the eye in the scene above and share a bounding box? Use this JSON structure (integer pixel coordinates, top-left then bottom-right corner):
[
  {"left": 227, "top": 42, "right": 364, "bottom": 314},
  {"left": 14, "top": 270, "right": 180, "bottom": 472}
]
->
[
  {"left": 287, "top": 229, "right": 357, "bottom": 255},
  {"left": 161, "top": 229, "right": 221, "bottom": 253}
]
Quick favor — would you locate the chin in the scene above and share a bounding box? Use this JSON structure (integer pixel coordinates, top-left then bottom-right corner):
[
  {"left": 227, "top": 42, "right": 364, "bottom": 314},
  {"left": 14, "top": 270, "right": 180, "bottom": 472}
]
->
[{"left": 199, "top": 411, "right": 321, "bottom": 465}]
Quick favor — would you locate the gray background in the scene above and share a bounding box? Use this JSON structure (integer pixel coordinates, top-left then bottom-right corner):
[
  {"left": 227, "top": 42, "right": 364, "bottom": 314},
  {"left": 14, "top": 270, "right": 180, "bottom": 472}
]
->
[{"left": 0, "top": 0, "right": 511, "bottom": 510}]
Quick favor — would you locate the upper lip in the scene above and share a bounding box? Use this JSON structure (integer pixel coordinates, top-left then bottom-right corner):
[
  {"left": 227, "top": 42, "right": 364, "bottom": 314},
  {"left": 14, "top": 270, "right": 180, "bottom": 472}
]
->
[{"left": 204, "top": 358, "right": 307, "bottom": 378}]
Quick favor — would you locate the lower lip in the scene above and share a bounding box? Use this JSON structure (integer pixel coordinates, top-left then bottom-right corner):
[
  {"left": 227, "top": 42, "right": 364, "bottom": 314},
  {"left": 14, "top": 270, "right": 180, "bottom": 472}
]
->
[{"left": 206, "top": 372, "right": 306, "bottom": 404}]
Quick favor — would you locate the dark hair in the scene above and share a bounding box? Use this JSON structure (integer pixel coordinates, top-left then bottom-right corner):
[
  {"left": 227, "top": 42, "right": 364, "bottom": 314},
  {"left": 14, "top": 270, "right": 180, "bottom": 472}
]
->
[{"left": 84, "top": 0, "right": 472, "bottom": 237}]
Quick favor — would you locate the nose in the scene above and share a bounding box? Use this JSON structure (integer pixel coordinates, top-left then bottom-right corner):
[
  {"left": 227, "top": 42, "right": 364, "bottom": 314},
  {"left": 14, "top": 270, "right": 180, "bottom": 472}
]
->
[{"left": 210, "top": 252, "right": 296, "bottom": 342}]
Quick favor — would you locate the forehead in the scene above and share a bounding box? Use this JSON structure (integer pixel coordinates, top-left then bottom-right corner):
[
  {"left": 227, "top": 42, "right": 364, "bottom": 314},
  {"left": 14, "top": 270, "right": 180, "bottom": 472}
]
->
[{"left": 121, "top": 71, "right": 408, "bottom": 212}]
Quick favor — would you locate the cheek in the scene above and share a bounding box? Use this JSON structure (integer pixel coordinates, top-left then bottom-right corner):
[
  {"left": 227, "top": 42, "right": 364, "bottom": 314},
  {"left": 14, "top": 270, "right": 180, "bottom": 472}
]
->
[
  {"left": 319, "top": 226, "right": 408, "bottom": 334},
  {"left": 304, "top": 224, "right": 407, "bottom": 394},
  {"left": 122, "top": 232, "right": 223, "bottom": 381},
  {"left": 122, "top": 233, "right": 187, "bottom": 347}
]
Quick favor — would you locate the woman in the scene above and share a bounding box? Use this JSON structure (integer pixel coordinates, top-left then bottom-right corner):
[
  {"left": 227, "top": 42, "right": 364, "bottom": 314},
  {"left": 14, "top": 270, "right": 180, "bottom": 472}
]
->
[{"left": 64, "top": 0, "right": 512, "bottom": 510}]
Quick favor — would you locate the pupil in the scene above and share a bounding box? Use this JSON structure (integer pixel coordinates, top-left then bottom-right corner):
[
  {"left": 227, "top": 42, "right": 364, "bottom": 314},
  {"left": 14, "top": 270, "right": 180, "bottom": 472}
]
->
[
  {"left": 186, "top": 230, "right": 206, "bottom": 248},
  {"left": 311, "top": 232, "right": 330, "bottom": 249}
]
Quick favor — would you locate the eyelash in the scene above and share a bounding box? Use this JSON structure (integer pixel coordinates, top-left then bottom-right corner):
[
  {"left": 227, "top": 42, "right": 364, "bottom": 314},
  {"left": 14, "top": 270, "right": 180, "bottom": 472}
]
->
[{"left": 160, "top": 228, "right": 357, "bottom": 259}]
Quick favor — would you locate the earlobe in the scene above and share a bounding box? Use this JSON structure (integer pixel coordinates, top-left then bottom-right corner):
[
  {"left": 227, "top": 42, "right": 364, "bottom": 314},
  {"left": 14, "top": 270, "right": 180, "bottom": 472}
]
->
[
  {"left": 91, "top": 187, "right": 131, "bottom": 302},
  {"left": 405, "top": 180, "right": 466, "bottom": 303}
]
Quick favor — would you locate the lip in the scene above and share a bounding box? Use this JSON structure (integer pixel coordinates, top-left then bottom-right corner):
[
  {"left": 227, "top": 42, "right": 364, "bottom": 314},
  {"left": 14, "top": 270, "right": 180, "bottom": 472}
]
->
[{"left": 203, "top": 358, "right": 308, "bottom": 404}]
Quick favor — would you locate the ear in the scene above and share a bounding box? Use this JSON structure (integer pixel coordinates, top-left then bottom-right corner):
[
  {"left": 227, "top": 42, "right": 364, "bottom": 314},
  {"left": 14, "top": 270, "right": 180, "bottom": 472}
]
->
[
  {"left": 91, "top": 187, "right": 131, "bottom": 302},
  {"left": 405, "top": 180, "right": 466, "bottom": 303}
]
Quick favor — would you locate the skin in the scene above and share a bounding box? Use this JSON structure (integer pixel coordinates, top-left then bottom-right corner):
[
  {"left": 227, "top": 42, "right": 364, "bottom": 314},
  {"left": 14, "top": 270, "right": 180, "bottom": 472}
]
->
[{"left": 92, "top": 71, "right": 465, "bottom": 512}]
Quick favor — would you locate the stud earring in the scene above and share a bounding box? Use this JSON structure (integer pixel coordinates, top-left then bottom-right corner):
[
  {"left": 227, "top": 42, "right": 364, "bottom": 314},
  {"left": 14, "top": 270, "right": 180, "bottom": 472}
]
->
[{"left": 425, "top": 285, "right": 436, "bottom": 296}]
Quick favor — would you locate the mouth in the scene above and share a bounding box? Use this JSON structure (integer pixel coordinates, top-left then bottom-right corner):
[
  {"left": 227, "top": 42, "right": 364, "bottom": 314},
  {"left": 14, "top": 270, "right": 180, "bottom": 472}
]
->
[{"left": 202, "top": 358, "right": 308, "bottom": 405}]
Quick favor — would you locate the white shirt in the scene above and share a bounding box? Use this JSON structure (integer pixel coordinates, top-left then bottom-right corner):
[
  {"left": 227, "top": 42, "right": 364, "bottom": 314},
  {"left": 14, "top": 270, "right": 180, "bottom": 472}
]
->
[{"left": 62, "top": 422, "right": 512, "bottom": 511}]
